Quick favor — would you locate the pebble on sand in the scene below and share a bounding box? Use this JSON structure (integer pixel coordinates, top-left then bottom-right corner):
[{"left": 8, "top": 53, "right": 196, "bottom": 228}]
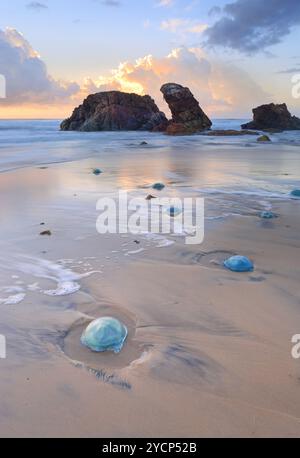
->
[
  {"left": 260, "top": 211, "right": 277, "bottom": 219},
  {"left": 93, "top": 168, "right": 102, "bottom": 175},
  {"left": 40, "top": 230, "right": 52, "bottom": 236},
  {"left": 152, "top": 183, "right": 165, "bottom": 191},
  {"left": 224, "top": 255, "right": 254, "bottom": 273},
  {"left": 291, "top": 189, "right": 300, "bottom": 198},
  {"left": 80, "top": 317, "right": 128, "bottom": 353}
]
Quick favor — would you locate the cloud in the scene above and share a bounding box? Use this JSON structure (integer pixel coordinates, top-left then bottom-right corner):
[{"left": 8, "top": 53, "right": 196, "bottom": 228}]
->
[
  {"left": 161, "top": 18, "right": 208, "bottom": 34},
  {"left": 0, "top": 28, "right": 79, "bottom": 105},
  {"left": 82, "top": 46, "right": 268, "bottom": 116},
  {"left": 157, "top": 0, "right": 174, "bottom": 7},
  {"left": 187, "top": 24, "right": 208, "bottom": 34},
  {"left": 101, "top": 0, "right": 121, "bottom": 6},
  {"left": 205, "top": 0, "right": 300, "bottom": 53},
  {"left": 0, "top": 28, "right": 267, "bottom": 117},
  {"left": 276, "top": 68, "right": 300, "bottom": 74},
  {"left": 26, "top": 2, "right": 48, "bottom": 10},
  {"left": 161, "top": 18, "right": 186, "bottom": 33}
]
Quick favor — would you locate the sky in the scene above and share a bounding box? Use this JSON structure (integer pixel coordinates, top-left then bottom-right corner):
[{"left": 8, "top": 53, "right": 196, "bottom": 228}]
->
[{"left": 0, "top": 0, "right": 300, "bottom": 118}]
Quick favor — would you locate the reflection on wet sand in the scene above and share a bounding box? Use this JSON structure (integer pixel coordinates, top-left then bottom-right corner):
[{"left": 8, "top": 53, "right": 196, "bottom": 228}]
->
[{"left": 0, "top": 131, "right": 300, "bottom": 437}]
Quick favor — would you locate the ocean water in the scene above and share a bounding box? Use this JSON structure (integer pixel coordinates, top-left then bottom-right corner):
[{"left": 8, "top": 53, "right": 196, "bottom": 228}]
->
[{"left": 0, "top": 118, "right": 299, "bottom": 191}]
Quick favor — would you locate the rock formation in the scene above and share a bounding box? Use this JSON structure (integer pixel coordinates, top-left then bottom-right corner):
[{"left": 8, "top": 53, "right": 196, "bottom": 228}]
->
[
  {"left": 160, "top": 83, "right": 212, "bottom": 134},
  {"left": 257, "top": 135, "right": 271, "bottom": 142},
  {"left": 60, "top": 91, "right": 168, "bottom": 132},
  {"left": 200, "top": 129, "right": 259, "bottom": 136},
  {"left": 242, "top": 103, "right": 300, "bottom": 131}
]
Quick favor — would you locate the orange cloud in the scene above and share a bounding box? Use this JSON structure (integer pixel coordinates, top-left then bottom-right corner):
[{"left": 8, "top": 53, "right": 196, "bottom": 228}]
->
[
  {"left": 0, "top": 27, "right": 268, "bottom": 119},
  {"left": 81, "top": 47, "right": 268, "bottom": 117}
]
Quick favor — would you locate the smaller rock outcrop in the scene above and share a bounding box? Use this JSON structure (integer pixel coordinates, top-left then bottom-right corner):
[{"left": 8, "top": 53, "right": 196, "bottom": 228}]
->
[
  {"left": 61, "top": 91, "right": 168, "bottom": 132},
  {"left": 257, "top": 135, "right": 271, "bottom": 142},
  {"left": 160, "top": 83, "right": 212, "bottom": 134},
  {"left": 201, "top": 129, "right": 259, "bottom": 137},
  {"left": 242, "top": 103, "right": 300, "bottom": 131}
]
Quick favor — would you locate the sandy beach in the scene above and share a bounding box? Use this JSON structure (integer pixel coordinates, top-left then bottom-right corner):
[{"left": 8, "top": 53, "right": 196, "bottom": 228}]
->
[{"left": 0, "top": 121, "right": 300, "bottom": 437}]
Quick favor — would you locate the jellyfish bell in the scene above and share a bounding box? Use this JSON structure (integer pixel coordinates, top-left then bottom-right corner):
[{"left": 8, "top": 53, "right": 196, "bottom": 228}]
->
[
  {"left": 224, "top": 255, "right": 254, "bottom": 273},
  {"left": 291, "top": 189, "right": 300, "bottom": 198},
  {"left": 166, "top": 206, "right": 181, "bottom": 217},
  {"left": 81, "top": 317, "right": 128, "bottom": 353},
  {"left": 260, "top": 211, "right": 276, "bottom": 219},
  {"left": 152, "top": 183, "right": 165, "bottom": 191}
]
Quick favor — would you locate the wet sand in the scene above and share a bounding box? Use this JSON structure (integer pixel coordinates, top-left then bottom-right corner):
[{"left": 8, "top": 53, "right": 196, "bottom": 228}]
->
[{"left": 0, "top": 138, "right": 300, "bottom": 437}]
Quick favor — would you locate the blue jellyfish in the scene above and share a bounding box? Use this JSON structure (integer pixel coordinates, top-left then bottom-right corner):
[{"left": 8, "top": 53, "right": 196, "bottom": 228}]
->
[
  {"left": 81, "top": 317, "right": 128, "bottom": 353},
  {"left": 166, "top": 206, "right": 181, "bottom": 217},
  {"left": 291, "top": 189, "right": 300, "bottom": 198},
  {"left": 260, "top": 211, "right": 276, "bottom": 219},
  {"left": 224, "top": 255, "right": 254, "bottom": 273},
  {"left": 93, "top": 168, "right": 102, "bottom": 176},
  {"left": 152, "top": 183, "right": 165, "bottom": 191}
]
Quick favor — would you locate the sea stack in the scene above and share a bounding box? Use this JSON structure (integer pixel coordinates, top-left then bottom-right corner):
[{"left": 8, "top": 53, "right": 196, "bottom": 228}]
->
[
  {"left": 242, "top": 103, "right": 300, "bottom": 131},
  {"left": 160, "top": 83, "right": 212, "bottom": 135},
  {"left": 60, "top": 91, "right": 168, "bottom": 132}
]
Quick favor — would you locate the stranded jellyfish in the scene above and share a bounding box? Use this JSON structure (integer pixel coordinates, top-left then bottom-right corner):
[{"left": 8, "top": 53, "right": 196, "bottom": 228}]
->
[
  {"left": 260, "top": 211, "right": 276, "bottom": 219},
  {"left": 224, "top": 255, "right": 254, "bottom": 273},
  {"left": 93, "top": 168, "right": 102, "bottom": 176},
  {"left": 81, "top": 317, "right": 128, "bottom": 353},
  {"left": 291, "top": 189, "right": 300, "bottom": 198},
  {"left": 152, "top": 183, "right": 165, "bottom": 191},
  {"left": 166, "top": 206, "right": 181, "bottom": 217}
]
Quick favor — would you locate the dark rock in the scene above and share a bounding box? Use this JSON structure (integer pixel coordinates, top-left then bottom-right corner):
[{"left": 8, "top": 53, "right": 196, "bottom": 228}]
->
[
  {"left": 242, "top": 103, "right": 300, "bottom": 131},
  {"left": 201, "top": 129, "right": 259, "bottom": 136},
  {"left": 93, "top": 168, "right": 102, "bottom": 175},
  {"left": 140, "top": 141, "right": 148, "bottom": 145},
  {"left": 164, "top": 122, "right": 195, "bottom": 136},
  {"left": 257, "top": 135, "right": 271, "bottom": 142},
  {"left": 61, "top": 91, "right": 168, "bottom": 132},
  {"left": 40, "top": 230, "right": 52, "bottom": 236},
  {"left": 160, "top": 83, "right": 212, "bottom": 135}
]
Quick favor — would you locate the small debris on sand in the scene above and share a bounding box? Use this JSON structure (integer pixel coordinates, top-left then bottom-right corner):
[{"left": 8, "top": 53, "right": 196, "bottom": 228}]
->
[{"left": 40, "top": 230, "right": 52, "bottom": 236}]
